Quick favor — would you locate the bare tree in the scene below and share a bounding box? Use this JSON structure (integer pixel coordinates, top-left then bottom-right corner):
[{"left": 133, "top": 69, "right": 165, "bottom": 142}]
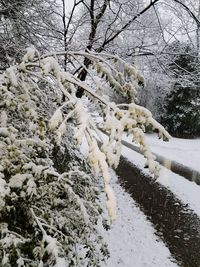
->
[{"left": 0, "top": 0, "right": 61, "bottom": 70}]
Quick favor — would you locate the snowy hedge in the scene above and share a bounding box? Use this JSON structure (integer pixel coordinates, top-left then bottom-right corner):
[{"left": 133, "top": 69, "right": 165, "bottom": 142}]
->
[{"left": 0, "top": 47, "right": 170, "bottom": 266}]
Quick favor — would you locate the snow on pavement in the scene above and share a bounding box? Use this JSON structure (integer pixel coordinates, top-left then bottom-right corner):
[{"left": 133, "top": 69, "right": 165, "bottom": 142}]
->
[
  {"left": 101, "top": 170, "right": 178, "bottom": 267},
  {"left": 122, "top": 145, "right": 200, "bottom": 217},
  {"left": 80, "top": 140, "right": 178, "bottom": 267}
]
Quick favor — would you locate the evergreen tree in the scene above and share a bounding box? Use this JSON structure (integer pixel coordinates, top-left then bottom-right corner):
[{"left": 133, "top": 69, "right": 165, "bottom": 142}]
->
[
  {"left": 161, "top": 42, "right": 200, "bottom": 137},
  {"left": 162, "top": 84, "right": 200, "bottom": 137}
]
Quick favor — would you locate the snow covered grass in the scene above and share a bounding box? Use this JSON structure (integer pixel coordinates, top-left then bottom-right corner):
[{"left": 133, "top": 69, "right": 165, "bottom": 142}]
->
[
  {"left": 101, "top": 170, "right": 178, "bottom": 267},
  {"left": 123, "top": 133, "right": 200, "bottom": 172},
  {"left": 146, "top": 134, "right": 200, "bottom": 172}
]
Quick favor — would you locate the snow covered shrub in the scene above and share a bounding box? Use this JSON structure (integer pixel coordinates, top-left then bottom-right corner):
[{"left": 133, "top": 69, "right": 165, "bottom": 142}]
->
[
  {"left": 0, "top": 47, "right": 169, "bottom": 266},
  {"left": 160, "top": 42, "right": 200, "bottom": 138},
  {"left": 161, "top": 85, "right": 200, "bottom": 138}
]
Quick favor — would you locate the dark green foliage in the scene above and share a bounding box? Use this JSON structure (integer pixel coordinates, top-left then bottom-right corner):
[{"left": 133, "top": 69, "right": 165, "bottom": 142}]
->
[
  {"left": 161, "top": 42, "right": 200, "bottom": 137},
  {"left": 0, "top": 125, "right": 108, "bottom": 266},
  {"left": 161, "top": 85, "right": 200, "bottom": 137},
  {"left": 0, "top": 67, "right": 108, "bottom": 266}
]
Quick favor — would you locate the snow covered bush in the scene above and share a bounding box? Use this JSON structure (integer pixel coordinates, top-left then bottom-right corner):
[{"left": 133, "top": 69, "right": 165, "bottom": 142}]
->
[
  {"left": 0, "top": 47, "right": 170, "bottom": 266},
  {"left": 160, "top": 42, "right": 200, "bottom": 138},
  {"left": 161, "top": 84, "right": 200, "bottom": 138}
]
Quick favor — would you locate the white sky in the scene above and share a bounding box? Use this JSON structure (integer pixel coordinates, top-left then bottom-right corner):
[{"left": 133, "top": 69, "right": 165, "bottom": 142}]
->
[
  {"left": 56, "top": 0, "right": 74, "bottom": 12},
  {"left": 65, "top": 0, "right": 74, "bottom": 12}
]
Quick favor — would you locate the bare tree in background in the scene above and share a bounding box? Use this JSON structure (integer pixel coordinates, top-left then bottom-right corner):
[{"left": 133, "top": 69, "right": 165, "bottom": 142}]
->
[
  {"left": 59, "top": 0, "right": 200, "bottom": 99},
  {"left": 58, "top": 0, "right": 161, "bottom": 96},
  {"left": 0, "top": 0, "right": 61, "bottom": 70}
]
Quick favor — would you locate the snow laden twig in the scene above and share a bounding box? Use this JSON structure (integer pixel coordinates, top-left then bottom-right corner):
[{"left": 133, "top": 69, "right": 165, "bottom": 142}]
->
[
  {"left": 85, "top": 131, "right": 117, "bottom": 222},
  {"left": 30, "top": 208, "right": 63, "bottom": 267}
]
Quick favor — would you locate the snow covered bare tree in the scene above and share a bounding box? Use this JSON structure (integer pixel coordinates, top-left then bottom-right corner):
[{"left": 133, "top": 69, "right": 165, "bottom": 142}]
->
[{"left": 0, "top": 0, "right": 61, "bottom": 71}]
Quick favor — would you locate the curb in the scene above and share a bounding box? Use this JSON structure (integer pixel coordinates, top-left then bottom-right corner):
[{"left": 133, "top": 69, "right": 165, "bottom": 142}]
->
[{"left": 121, "top": 138, "right": 200, "bottom": 185}]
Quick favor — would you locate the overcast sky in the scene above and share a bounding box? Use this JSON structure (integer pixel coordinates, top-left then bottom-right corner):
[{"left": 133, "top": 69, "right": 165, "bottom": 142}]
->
[{"left": 66, "top": 0, "right": 74, "bottom": 12}]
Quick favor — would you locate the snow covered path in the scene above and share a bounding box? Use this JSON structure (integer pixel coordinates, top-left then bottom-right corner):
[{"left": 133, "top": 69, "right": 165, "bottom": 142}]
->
[
  {"left": 81, "top": 140, "right": 179, "bottom": 267},
  {"left": 101, "top": 170, "right": 178, "bottom": 267},
  {"left": 82, "top": 134, "right": 200, "bottom": 267},
  {"left": 115, "top": 154, "right": 200, "bottom": 267},
  {"left": 101, "top": 137, "right": 200, "bottom": 267}
]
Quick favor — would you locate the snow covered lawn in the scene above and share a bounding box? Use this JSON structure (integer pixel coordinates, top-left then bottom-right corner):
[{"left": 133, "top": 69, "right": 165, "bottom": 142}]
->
[{"left": 124, "top": 133, "right": 200, "bottom": 172}]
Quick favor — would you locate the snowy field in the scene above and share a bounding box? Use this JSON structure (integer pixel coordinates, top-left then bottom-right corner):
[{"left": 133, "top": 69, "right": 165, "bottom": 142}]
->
[{"left": 146, "top": 134, "right": 200, "bottom": 172}]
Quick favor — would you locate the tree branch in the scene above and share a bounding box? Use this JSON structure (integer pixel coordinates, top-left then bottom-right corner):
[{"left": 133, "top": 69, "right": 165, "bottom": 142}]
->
[
  {"left": 173, "top": 0, "right": 200, "bottom": 27},
  {"left": 98, "top": 0, "right": 160, "bottom": 52}
]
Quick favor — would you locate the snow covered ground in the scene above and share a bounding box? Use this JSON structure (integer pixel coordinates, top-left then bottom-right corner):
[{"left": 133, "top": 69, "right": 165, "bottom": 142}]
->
[
  {"left": 124, "top": 133, "right": 200, "bottom": 172},
  {"left": 122, "top": 145, "right": 200, "bottom": 217},
  {"left": 81, "top": 138, "right": 178, "bottom": 267},
  {"left": 101, "top": 170, "right": 178, "bottom": 267},
  {"left": 104, "top": 134, "right": 200, "bottom": 266},
  {"left": 147, "top": 134, "right": 200, "bottom": 172},
  {"left": 121, "top": 134, "right": 200, "bottom": 216},
  {"left": 81, "top": 133, "right": 200, "bottom": 267}
]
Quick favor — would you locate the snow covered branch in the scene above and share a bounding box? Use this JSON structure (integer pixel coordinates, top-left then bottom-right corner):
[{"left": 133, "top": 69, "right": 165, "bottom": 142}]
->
[{"left": 0, "top": 46, "right": 170, "bottom": 266}]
